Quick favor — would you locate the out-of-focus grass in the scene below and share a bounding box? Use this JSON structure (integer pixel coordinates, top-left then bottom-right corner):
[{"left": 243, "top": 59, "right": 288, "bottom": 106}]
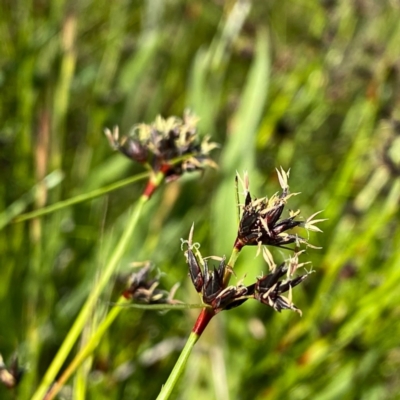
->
[{"left": 1, "top": 1, "right": 400, "bottom": 399}]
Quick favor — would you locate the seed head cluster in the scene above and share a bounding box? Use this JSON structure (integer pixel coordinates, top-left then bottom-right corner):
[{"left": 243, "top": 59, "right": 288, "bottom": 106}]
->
[
  {"left": 235, "top": 168, "right": 325, "bottom": 251},
  {"left": 123, "top": 264, "right": 179, "bottom": 305},
  {"left": 184, "top": 169, "right": 325, "bottom": 315},
  {"left": 184, "top": 229, "right": 312, "bottom": 315},
  {"left": 0, "top": 354, "right": 23, "bottom": 389},
  {"left": 105, "top": 111, "right": 218, "bottom": 180}
]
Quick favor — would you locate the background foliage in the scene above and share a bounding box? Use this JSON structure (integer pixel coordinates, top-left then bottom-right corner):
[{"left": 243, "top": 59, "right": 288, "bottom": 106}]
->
[{"left": 1, "top": 0, "right": 400, "bottom": 399}]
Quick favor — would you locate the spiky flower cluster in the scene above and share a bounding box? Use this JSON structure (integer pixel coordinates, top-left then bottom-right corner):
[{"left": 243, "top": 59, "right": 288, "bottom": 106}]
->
[
  {"left": 105, "top": 111, "right": 218, "bottom": 180},
  {"left": 123, "top": 264, "right": 179, "bottom": 305},
  {"left": 183, "top": 229, "right": 312, "bottom": 315},
  {"left": 185, "top": 245, "right": 248, "bottom": 313},
  {"left": 184, "top": 169, "right": 325, "bottom": 315},
  {"left": 250, "top": 249, "right": 311, "bottom": 314},
  {"left": 235, "top": 168, "right": 325, "bottom": 251},
  {"left": 0, "top": 354, "right": 23, "bottom": 389}
]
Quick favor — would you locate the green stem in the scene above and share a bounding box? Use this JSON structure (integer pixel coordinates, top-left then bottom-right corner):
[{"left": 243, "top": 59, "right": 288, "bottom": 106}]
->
[
  {"left": 156, "top": 331, "right": 201, "bottom": 400},
  {"left": 44, "top": 299, "right": 208, "bottom": 400},
  {"left": 156, "top": 248, "right": 242, "bottom": 399},
  {"left": 223, "top": 247, "right": 241, "bottom": 287},
  {"left": 119, "top": 303, "right": 208, "bottom": 310},
  {"left": 31, "top": 172, "right": 165, "bottom": 400},
  {"left": 0, "top": 170, "right": 63, "bottom": 230},
  {"left": 14, "top": 154, "right": 196, "bottom": 223},
  {"left": 44, "top": 296, "right": 128, "bottom": 400},
  {"left": 14, "top": 172, "right": 149, "bottom": 223}
]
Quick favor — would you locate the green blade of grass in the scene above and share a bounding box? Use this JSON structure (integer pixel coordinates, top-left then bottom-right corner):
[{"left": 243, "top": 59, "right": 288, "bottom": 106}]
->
[
  {"left": 213, "top": 28, "right": 270, "bottom": 253},
  {"left": 13, "top": 171, "right": 149, "bottom": 223},
  {"left": 31, "top": 181, "right": 157, "bottom": 400},
  {"left": 0, "top": 170, "right": 64, "bottom": 230}
]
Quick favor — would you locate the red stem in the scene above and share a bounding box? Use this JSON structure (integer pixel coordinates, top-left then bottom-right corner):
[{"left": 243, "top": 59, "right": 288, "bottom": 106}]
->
[
  {"left": 192, "top": 308, "right": 214, "bottom": 336},
  {"left": 143, "top": 165, "right": 171, "bottom": 199},
  {"left": 143, "top": 180, "right": 157, "bottom": 199},
  {"left": 233, "top": 237, "right": 244, "bottom": 251}
]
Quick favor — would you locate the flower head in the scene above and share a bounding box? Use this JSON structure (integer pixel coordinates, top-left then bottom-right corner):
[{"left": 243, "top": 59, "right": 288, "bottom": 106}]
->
[
  {"left": 235, "top": 168, "right": 326, "bottom": 251},
  {"left": 183, "top": 226, "right": 311, "bottom": 315},
  {"left": 105, "top": 111, "right": 218, "bottom": 180},
  {"left": 251, "top": 250, "right": 312, "bottom": 315},
  {"left": 123, "top": 263, "right": 179, "bottom": 305},
  {"left": 0, "top": 354, "right": 23, "bottom": 389},
  {"left": 182, "top": 226, "right": 248, "bottom": 314}
]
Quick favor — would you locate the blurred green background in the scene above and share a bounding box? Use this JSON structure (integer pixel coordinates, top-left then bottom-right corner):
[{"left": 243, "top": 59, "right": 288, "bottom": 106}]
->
[{"left": 1, "top": 0, "right": 400, "bottom": 399}]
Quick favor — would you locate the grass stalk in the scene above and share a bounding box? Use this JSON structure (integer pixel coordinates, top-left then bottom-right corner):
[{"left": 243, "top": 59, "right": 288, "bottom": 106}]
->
[
  {"left": 156, "top": 248, "right": 241, "bottom": 399},
  {"left": 44, "top": 298, "right": 207, "bottom": 400},
  {"left": 31, "top": 171, "right": 165, "bottom": 400},
  {"left": 155, "top": 331, "right": 201, "bottom": 400},
  {"left": 44, "top": 296, "right": 128, "bottom": 400},
  {"left": 13, "top": 172, "right": 149, "bottom": 223}
]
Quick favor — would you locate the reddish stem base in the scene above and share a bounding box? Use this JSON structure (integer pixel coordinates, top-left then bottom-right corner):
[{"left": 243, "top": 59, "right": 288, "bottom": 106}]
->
[
  {"left": 192, "top": 308, "right": 214, "bottom": 336},
  {"left": 143, "top": 180, "right": 157, "bottom": 199}
]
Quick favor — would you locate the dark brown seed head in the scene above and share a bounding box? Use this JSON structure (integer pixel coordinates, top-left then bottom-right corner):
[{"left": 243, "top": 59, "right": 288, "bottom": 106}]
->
[
  {"left": 235, "top": 169, "right": 325, "bottom": 250},
  {"left": 105, "top": 111, "right": 218, "bottom": 178}
]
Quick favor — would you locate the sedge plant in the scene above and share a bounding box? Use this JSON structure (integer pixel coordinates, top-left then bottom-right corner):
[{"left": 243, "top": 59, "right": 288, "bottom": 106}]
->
[
  {"left": 30, "top": 111, "right": 217, "bottom": 400},
  {"left": 157, "top": 168, "right": 326, "bottom": 399},
  {"left": 26, "top": 111, "right": 325, "bottom": 400}
]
